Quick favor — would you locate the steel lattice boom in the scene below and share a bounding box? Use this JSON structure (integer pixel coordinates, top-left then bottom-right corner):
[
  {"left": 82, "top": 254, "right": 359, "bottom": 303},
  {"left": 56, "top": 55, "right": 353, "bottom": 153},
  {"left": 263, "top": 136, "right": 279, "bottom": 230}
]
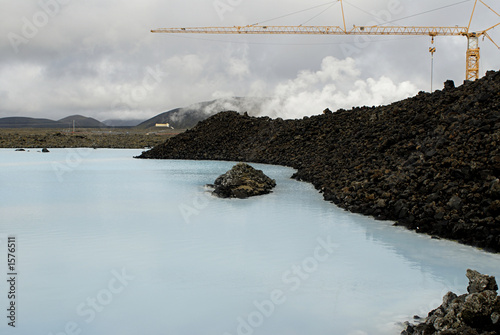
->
[{"left": 152, "top": 25, "right": 469, "bottom": 37}]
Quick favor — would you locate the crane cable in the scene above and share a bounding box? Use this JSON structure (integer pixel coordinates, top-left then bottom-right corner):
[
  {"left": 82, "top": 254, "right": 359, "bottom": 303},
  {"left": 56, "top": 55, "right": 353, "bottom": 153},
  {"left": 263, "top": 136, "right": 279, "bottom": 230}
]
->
[
  {"left": 343, "top": 0, "right": 473, "bottom": 26},
  {"left": 249, "top": 0, "right": 474, "bottom": 28},
  {"left": 300, "top": 2, "right": 339, "bottom": 26},
  {"left": 249, "top": 1, "right": 338, "bottom": 26}
]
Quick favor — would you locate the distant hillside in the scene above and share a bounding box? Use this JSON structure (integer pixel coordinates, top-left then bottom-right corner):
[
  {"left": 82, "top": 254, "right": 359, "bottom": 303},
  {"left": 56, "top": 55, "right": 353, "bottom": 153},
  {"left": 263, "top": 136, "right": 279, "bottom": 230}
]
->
[
  {"left": 58, "top": 115, "right": 107, "bottom": 128},
  {"left": 0, "top": 97, "right": 268, "bottom": 129},
  {"left": 0, "top": 117, "right": 67, "bottom": 128},
  {"left": 0, "top": 115, "right": 108, "bottom": 128},
  {"left": 136, "top": 97, "right": 268, "bottom": 129},
  {"left": 102, "top": 119, "right": 143, "bottom": 127}
]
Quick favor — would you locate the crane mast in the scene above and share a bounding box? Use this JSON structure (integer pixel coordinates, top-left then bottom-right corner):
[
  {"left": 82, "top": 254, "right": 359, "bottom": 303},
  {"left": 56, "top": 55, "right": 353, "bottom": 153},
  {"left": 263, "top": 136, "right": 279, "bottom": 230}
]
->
[{"left": 153, "top": 0, "right": 499, "bottom": 81}]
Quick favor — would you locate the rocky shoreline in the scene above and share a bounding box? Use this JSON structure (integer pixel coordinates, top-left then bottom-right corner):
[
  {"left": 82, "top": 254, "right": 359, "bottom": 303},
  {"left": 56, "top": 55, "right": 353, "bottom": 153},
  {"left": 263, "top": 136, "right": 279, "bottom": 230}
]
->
[{"left": 137, "top": 70, "right": 500, "bottom": 252}]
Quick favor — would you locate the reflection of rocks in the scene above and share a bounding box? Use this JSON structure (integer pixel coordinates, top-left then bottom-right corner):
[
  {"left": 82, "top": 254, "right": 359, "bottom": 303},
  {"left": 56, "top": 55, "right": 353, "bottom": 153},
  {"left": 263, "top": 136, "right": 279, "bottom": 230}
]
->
[
  {"left": 211, "top": 163, "right": 276, "bottom": 199},
  {"left": 137, "top": 70, "right": 500, "bottom": 252},
  {"left": 402, "top": 270, "right": 500, "bottom": 335}
]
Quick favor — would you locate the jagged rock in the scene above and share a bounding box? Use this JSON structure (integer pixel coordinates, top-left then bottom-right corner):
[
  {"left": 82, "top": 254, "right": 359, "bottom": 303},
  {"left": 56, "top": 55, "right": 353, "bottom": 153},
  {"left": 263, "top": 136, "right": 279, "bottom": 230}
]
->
[
  {"left": 444, "top": 79, "right": 456, "bottom": 90},
  {"left": 211, "top": 162, "right": 276, "bottom": 199},
  {"left": 401, "top": 270, "right": 500, "bottom": 335},
  {"left": 467, "top": 269, "right": 498, "bottom": 294},
  {"left": 42, "top": 148, "right": 50, "bottom": 152},
  {"left": 448, "top": 195, "right": 463, "bottom": 210}
]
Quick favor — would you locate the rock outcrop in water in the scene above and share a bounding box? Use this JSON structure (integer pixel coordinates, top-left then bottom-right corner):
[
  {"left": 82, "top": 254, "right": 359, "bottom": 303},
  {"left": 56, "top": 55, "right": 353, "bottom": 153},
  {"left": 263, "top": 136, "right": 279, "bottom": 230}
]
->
[
  {"left": 137, "top": 70, "right": 500, "bottom": 252},
  {"left": 210, "top": 162, "right": 276, "bottom": 199},
  {"left": 401, "top": 270, "right": 500, "bottom": 335}
]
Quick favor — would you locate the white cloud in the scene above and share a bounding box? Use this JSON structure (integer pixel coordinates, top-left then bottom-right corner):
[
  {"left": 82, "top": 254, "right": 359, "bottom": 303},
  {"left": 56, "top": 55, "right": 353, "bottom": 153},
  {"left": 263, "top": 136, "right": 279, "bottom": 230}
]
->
[
  {"left": 227, "top": 57, "right": 250, "bottom": 78},
  {"left": 223, "top": 44, "right": 250, "bottom": 79},
  {"left": 258, "top": 56, "right": 418, "bottom": 119},
  {"left": 166, "top": 54, "right": 208, "bottom": 77}
]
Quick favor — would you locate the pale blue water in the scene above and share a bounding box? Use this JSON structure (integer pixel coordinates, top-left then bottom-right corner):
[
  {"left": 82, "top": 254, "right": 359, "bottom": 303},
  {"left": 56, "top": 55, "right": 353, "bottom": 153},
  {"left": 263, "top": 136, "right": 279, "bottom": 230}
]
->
[{"left": 0, "top": 148, "right": 499, "bottom": 335}]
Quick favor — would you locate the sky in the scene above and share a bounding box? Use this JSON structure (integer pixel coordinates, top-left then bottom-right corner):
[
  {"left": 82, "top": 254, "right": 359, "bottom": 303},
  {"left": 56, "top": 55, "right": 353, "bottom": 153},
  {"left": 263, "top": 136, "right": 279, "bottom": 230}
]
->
[{"left": 0, "top": 0, "right": 499, "bottom": 121}]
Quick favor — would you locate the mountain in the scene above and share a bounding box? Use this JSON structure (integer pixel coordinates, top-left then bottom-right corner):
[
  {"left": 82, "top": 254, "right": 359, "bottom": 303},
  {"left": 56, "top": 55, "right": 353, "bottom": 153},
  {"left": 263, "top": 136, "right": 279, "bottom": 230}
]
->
[
  {"left": 102, "top": 119, "right": 143, "bottom": 127},
  {"left": 58, "top": 115, "right": 107, "bottom": 128},
  {"left": 136, "top": 97, "right": 268, "bottom": 129},
  {"left": 0, "top": 117, "right": 67, "bottom": 128},
  {"left": 0, "top": 97, "right": 268, "bottom": 129},
  {"left": 0, "top": 115, "right": 107, "bottom": 128}
]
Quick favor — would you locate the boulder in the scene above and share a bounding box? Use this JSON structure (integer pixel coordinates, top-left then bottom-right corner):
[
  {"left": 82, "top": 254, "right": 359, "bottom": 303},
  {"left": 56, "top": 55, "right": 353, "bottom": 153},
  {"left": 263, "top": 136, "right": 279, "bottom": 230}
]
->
[
  {"left": 401, "top": 270, "right": 500, "bottom": 335},
  {"left": 42, "top": 148, "right": 50, "bottom": 153},
  {"left": 467, "top": 269, "right": 498, "bottom": 294},
  {"left": 211, "top": 162, "right": 276, "bottom": 199}
]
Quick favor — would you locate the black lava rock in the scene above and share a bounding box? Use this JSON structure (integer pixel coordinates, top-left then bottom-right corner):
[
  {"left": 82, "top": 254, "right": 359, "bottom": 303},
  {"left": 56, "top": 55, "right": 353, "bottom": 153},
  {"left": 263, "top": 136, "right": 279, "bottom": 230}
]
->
[
  {"left": 211, "top": 162, "right": 276, "bottom": 199},
  {"left": 401, "top": 270, "right": 500, "bottom": 335}
]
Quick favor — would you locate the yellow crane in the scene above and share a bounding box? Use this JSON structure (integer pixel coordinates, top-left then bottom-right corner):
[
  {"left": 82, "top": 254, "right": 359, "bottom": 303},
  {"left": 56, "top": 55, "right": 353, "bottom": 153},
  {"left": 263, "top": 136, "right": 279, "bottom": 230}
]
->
[{"left": 152, "top": 0, "right": 499, "bottom": 81}]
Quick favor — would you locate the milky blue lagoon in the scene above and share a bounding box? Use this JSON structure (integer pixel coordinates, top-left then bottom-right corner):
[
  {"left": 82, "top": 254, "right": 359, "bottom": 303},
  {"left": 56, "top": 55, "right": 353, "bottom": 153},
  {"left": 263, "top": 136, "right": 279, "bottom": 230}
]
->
[{"left": 1, "top": 148, "right": 499, "bottom": 335}]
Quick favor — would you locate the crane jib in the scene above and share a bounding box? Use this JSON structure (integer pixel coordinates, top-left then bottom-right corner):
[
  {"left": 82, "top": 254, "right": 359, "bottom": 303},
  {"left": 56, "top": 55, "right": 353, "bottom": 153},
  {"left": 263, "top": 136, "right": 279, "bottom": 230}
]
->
[{"left": 152, "top": 25, "right": 469, "bottom": 37}]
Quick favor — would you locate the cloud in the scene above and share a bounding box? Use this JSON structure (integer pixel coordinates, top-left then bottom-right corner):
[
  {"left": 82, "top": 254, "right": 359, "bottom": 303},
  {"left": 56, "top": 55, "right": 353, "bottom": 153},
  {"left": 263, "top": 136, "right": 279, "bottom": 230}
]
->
[
  {"left": 224, "top": 44, "right": 250, "bottom": 79},
  {"left": 227, "top": 57, "right": 250, "bottom": 78},
  {"left": 0, "top": 53, "right": 417, "bottom": 121},
  {"left": 257, "top": 56, "right": 418, "bottom": 119}
]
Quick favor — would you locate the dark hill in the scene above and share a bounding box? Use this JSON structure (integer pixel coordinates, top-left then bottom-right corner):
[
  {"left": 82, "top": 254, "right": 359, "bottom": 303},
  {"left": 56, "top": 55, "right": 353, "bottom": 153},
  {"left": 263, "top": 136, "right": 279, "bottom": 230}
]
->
[
  {"left": 136, "top": 97, "right": 267, "bottom": 129},
  {"left": 102, "top": 119, "right": 143, "bottom": 127},
  {"left": 137, "top": 70, "right": 500, "bottom": 252},
  {"left": 136, "top": 107, "right": 182, "bottom": 129},
  {"left": 0, "top": 115, "right": 107, "bottom": 128},
  {"left": 0, "top": 117, "right": 66, "bottom": 128},
  {"left": 58, "top": 115, "right": 107, "bottom": 128}
]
